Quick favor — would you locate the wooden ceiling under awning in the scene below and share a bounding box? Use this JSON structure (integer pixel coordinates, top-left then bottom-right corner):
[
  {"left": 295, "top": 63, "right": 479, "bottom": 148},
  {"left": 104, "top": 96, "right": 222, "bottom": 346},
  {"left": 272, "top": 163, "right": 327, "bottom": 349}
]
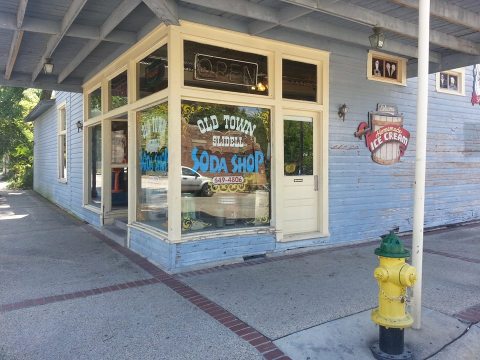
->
[{"left": 0, "top": 0, "right": 479, "bottom": 92}]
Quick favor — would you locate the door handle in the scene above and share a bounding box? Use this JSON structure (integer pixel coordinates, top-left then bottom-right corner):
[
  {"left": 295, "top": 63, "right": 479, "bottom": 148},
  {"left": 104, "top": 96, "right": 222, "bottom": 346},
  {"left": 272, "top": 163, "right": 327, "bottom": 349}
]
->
[{"left": 314, "top": 175, "right": 319, "bottom": 191}]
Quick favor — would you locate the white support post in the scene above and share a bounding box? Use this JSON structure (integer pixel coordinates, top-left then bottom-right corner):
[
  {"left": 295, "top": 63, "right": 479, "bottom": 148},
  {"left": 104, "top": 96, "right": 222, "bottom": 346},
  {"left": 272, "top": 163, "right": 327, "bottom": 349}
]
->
[{"left": 411, "top": 0, "right": 430, "bottom": 330}]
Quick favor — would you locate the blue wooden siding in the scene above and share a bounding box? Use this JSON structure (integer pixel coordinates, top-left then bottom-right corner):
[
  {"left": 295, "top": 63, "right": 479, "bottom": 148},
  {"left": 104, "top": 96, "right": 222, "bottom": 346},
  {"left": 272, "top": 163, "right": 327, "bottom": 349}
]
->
[
  {"left": 175, "top": 233, "right": 275, "bottom": 269},
  {"left": 327, "top": 45, "right": 480, "bottom": 246},
  {"left": 33, "top": 43, "right": 480, "bottom": 271},
  {"left": 129, "top": 228, "right": 173, "bottom": 271},
  {"left": 33, "top": 92, "right": 101, "bottom": 227}
]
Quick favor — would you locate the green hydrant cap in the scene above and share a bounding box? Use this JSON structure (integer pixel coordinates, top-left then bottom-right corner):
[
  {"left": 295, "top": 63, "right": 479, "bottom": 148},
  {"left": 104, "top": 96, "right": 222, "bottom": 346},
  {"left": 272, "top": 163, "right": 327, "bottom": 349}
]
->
[{"left": 374, "top": 231, "right": 411, "bottom": 258}]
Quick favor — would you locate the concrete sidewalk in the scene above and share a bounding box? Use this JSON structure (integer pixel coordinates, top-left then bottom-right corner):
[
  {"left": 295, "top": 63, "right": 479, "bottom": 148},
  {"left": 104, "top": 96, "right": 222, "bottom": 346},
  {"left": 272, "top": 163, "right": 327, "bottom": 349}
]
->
[{"left": 0, "top": 188, "right": 479, "bottom": 359}]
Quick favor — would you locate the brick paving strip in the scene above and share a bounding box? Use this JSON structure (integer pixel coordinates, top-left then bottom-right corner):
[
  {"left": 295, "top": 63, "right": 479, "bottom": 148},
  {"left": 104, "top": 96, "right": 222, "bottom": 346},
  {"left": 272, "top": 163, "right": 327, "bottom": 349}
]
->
[
  {"left": 0, "top": 223, "right": 291, "bottom": 359},
  {"left": 456, "top": 303, "right": 480, "bottom": 324},
  {"left": 0, "top": 278, "right": 162, "bottom": 312},
  {"left": 81, "top": 225, "right": 292, "bottom": 360}
]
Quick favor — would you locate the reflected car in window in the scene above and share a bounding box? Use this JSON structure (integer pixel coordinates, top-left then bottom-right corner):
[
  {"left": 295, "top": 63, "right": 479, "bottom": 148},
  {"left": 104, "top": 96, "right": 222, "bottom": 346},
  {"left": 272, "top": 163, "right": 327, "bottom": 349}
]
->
[{"left": 181, "top": 166, "right": 213, "bottom": 196}]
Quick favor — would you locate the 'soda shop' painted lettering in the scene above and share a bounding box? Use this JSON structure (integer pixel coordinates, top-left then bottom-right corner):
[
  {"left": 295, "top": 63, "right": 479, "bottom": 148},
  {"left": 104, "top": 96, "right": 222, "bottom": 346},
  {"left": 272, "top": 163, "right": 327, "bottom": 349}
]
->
[{"left": 191, "top": 147, "right": 264, "bottom": 174}]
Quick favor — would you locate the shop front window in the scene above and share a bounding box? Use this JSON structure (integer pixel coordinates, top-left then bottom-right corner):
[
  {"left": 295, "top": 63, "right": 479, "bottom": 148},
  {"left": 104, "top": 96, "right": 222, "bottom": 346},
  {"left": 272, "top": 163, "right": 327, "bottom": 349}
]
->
[
  {"left": 88, "top": 87, "right": 102, "bottom": 118},
  {"left": 181, "top": 100, "right": 271, "bottom": 233},
  {"left": 88, "top": 124, "right": 102, "bottom": 207},
  {"left": 136, "top": 103, "right": 168, "bottom": 230},
  {"left": 110, "top": 71, "right": 128, "bottom": 110},
  {"left": 184, "top": 41, "right": 268, "bottom": 96},
  {"left": 137, "top": 45, "right": 168, "bottom": 100},
  {"left": 282, "top": 59, "right": 317, "bottom": 102}
]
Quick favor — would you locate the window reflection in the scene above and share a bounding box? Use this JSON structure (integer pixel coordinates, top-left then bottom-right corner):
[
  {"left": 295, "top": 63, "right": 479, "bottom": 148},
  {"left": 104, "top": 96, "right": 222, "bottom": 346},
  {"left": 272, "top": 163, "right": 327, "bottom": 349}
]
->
[
  {"left": 110, "top": 71, "right": 128, "bottom": 109},
  {"left": 136, "top": 103, "right": 168, "bottom": 230},
  {"left": 137, "top": 45, "right": 168, "bottom": 100},
  {"left": 111, "top": 121, "right": 128, "bottom": 210},
  {"left": 184, "top": 40, "right": 268, "bottom": 96},
  {"left": 284, "top": 118, "right": 313, "bottom": 176},
  {"left": 282, "top": 59, "right": 317, "bottom": 102},
  {"left": 88, "top": 88, "right": 102, "bottom": 118}
]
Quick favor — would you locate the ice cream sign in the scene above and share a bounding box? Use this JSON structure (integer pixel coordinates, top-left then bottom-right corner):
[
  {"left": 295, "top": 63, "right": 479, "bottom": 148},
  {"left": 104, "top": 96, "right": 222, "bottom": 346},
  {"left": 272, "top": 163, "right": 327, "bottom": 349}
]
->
[{"left": 355, "top": 104, "right": 410, "bottom": 165}]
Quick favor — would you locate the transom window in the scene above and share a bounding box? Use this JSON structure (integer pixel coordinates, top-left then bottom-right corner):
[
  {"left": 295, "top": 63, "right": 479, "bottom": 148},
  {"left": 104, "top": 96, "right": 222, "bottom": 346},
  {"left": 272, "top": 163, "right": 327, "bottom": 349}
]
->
[{"left": 184, "top": 40, "right": 269, "bottom": 96}]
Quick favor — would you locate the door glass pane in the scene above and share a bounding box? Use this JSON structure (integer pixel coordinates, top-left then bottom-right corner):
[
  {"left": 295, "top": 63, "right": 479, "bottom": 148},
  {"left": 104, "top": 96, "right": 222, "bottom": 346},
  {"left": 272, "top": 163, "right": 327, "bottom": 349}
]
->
[
  {"left": 111, "top": 121, "right": 128, "bottom": 209},
  {"left": 137, "top": 103, "right": 168, "bottom": 230},
  {"left": 88, "top": 124, "right": 102, "bottom": 207},
  {"left": 284, "top": 118, "right": 313, "bottom": 176},
  {"left": 111, "top": 121, "right": 128, "bottom": 164}
]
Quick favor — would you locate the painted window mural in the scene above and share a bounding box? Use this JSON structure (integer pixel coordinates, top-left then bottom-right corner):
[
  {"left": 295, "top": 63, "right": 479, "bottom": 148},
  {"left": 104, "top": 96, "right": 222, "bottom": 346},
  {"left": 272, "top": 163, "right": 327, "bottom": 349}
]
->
[
  {"left": 181, "top": 101, "right": 271, "bottom": 233},
  {"left": 136, "top": 103, "right": 168, "bottom": 231}
]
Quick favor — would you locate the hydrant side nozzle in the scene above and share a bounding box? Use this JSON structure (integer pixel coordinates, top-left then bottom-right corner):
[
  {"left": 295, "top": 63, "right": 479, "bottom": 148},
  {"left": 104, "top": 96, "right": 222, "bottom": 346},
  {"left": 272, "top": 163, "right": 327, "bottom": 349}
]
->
[
  {"left": 374, "top": 267, "right": 389, "bottom": 282},
  {"left": 399, "top": 264, "right": 417, "bottom": 287}
]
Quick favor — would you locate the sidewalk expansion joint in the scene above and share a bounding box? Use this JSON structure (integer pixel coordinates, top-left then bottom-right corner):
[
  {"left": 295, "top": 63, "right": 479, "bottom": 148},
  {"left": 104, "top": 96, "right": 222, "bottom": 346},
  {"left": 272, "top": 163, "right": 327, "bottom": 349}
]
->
[
  {"left": 83, "top": 223, "right": 293, "bottom": 360},
  {"left": 423, "top": 324, "right": 473, "bottom": 360},
  {"left": 0, "top": 278, "right": 161, "bottom": 313},
  {"left": 423, "top": 248, "right": 480, "bottom": 264}
]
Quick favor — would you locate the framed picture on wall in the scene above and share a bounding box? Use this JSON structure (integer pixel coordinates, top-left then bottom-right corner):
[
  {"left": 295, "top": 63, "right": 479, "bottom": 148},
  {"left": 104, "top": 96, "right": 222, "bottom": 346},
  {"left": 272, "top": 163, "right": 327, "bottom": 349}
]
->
[
  {"left": 367, "top": 51, "right": 407, "bottom": 86},
  {"left": 436, "top": 69, "right": 465, "bottom": 96}
]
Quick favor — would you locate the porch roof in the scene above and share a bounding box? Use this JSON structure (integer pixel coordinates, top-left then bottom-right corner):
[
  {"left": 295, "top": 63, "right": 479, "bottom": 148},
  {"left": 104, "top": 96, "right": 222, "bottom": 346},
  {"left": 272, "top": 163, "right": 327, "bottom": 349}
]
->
[{"left": 1, "top": 0, "right": 479, "bottom": 93}]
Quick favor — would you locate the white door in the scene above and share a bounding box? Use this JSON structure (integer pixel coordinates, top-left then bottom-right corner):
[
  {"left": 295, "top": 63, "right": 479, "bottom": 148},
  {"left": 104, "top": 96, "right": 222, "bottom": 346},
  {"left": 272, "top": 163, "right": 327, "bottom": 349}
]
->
[{"left": 283, "top": 115, "right": 318, "bottom": 235}]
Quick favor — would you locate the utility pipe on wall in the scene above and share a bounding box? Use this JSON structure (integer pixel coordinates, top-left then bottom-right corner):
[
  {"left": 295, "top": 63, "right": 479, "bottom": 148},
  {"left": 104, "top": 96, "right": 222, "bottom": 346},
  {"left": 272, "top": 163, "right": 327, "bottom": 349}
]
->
[{"left": 411, "top": 0, "right": 430, "bottom": 330}]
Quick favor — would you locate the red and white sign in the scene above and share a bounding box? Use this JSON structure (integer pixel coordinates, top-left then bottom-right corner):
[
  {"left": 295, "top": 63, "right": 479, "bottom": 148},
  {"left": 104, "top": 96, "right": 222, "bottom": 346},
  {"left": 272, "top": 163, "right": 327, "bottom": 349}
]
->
[
  {"left": 212, "top": 175, "right": 244, "bottom": 185},
  {"left": 355, "top": 105, "right": 410, "bottom": 165},
  {"left": 366, "top": 125, "right": 410, "bottom": 156}
]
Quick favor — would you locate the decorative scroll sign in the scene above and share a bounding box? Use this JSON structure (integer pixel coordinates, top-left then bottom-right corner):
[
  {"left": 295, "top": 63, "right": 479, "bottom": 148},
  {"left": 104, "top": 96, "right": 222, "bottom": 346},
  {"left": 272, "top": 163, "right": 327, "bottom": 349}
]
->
[
  {"left": 194, "top": 54, "right": 258, "bottom": 87},
  {"left": 355, "top": 104, "right": 410, "bottom": 165}
]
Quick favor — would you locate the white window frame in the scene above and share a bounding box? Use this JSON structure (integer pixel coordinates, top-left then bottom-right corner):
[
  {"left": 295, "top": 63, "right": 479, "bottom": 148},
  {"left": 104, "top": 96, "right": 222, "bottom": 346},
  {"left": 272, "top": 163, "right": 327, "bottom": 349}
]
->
[{"left": 57, "top": 103, "right": 67, "bottom": 182}]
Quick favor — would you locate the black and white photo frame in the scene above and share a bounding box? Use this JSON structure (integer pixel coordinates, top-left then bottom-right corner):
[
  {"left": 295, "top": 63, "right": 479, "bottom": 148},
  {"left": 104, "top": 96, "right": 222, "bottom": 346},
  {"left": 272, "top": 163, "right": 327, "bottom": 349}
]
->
[
  {"left": 367, "top": 51, "right": 406, "bottom": 86},
  {"left": 436, "top": 69, "right": 465, "bottom": 96}
]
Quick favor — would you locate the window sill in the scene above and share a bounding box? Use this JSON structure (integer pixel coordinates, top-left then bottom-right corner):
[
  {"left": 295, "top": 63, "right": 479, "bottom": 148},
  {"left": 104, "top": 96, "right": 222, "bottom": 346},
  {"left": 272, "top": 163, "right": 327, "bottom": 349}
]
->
[
  {"left": 83, "top": 204, "right": 101, "bottom": 214},
  {"left": 130, "top": 222, "right": 168, "bottom": 241}
]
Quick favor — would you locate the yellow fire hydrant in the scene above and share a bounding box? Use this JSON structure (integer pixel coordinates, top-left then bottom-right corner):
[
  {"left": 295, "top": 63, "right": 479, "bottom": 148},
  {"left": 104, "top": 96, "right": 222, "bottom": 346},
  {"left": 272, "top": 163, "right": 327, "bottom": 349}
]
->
[{"left": 370, "top": 231, "right": 416, "bottom": 360}]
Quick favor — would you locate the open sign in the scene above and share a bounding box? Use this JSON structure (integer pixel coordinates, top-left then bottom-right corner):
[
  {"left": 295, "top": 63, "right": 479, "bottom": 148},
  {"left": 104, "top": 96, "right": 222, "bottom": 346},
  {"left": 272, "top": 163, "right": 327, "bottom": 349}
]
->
[{"left": 194, "top": 53, "right": 258, "bottom": 87}]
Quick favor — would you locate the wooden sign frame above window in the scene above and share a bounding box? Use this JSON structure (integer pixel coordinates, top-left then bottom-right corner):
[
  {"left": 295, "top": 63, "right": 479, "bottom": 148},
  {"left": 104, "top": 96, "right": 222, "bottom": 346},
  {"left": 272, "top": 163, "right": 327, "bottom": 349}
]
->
[
  {"left": 367, "top": 51, "right": 407, "bottom": 86},
  {"left": 436, "top": 68, "right": 465, "bottom": 96}
]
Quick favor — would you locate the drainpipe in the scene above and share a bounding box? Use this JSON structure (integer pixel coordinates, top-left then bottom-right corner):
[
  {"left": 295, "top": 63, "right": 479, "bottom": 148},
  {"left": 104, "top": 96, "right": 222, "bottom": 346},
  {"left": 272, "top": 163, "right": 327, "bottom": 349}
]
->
[{"left": 411, "top": 0, "right": 430, "bottom": 330}]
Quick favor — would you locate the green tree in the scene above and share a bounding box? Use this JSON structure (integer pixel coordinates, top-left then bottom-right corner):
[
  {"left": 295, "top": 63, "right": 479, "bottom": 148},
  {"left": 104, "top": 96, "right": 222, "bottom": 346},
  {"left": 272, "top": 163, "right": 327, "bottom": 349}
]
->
[{"left": 0, "top": 87, "right": 40, "bottom": 188}]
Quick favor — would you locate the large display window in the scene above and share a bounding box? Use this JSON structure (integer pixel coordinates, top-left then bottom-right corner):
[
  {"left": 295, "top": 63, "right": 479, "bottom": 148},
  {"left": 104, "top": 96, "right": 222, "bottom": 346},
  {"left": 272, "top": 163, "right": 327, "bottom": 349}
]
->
[
  {"left": 136, "top": 103, "right": 168, "bottom": 230},
  {"left": 82, "top": 23, "right": 329, "bottom": 243},
  {"left": 180, "top": 100, "right": 271, "bottom": 233}
]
